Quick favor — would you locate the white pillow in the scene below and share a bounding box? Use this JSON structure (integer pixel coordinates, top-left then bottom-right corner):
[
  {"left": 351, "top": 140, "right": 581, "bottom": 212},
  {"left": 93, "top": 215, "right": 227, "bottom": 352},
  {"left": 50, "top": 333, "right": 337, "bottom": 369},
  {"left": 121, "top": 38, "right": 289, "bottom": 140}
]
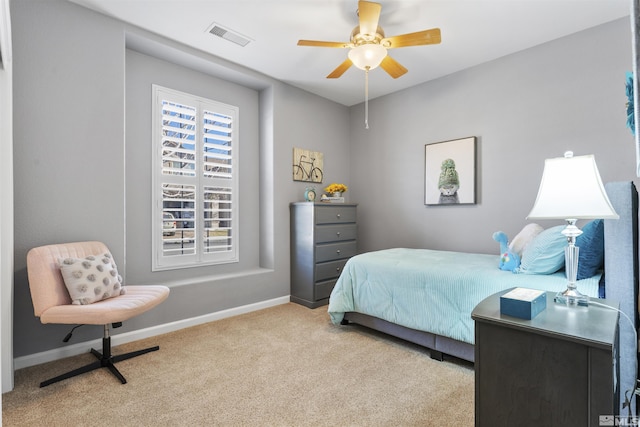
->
[
  {"left": 58, "top": 253, "right": 126, "bottom": 305},
  {"left": 509, "top": 223, "right": 544, "bottom": 257},
  {"left": 513, "top": 225, "right": 567, "bottom": 275}
]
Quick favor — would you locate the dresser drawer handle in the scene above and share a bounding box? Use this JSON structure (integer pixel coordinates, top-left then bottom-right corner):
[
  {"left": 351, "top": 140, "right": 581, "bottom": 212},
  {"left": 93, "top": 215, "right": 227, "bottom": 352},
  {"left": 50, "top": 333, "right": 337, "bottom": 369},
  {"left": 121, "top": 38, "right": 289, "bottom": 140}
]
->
[
  {"left": 336, "top": 231, "right": 341, "bottom": 236},
  {"left": 336, "top": 213, "right": 341, "bottom": 218},
  {"left": 336, "top": 249, "right": 341, "bottom": 254},
  {"left": 336, "top": 267, "right": 341, "bottom": 272}
]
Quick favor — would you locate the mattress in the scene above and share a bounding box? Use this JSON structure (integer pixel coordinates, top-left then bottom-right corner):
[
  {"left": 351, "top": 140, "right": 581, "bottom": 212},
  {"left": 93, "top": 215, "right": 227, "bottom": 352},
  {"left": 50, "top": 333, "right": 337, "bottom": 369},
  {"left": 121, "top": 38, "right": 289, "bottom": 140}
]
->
[{"left": 327, "top": 248, "right": 601, "bottom": 345}]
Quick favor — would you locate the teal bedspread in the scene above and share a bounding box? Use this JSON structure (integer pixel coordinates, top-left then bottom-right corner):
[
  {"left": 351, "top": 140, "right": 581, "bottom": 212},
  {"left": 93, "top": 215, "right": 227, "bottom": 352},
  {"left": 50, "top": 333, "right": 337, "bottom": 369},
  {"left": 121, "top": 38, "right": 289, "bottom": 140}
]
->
[{"left": 327, "top": 248, "right": 601, "bottom": 345}]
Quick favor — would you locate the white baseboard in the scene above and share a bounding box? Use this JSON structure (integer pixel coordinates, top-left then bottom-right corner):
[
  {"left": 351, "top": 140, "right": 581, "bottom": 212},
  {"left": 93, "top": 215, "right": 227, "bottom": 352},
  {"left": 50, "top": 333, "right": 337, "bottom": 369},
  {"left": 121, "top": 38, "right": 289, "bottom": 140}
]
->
[{"left": 14, "top": 296, "right": 290, "bottom": 370}]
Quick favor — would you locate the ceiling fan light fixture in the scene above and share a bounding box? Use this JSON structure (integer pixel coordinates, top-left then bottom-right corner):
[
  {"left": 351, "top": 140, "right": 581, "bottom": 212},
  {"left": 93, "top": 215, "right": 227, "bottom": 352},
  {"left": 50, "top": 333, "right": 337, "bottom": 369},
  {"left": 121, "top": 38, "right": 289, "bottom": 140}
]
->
[{"left": 348, "top": 43, "right": 387, "bottom": 70}]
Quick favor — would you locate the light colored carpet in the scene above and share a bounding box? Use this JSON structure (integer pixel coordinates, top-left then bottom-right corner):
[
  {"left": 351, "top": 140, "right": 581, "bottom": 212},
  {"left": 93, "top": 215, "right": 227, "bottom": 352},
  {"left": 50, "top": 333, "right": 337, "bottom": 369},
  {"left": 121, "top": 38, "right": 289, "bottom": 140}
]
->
[{"left": 2, "top": 303, "right": 474, "bottom": 426}]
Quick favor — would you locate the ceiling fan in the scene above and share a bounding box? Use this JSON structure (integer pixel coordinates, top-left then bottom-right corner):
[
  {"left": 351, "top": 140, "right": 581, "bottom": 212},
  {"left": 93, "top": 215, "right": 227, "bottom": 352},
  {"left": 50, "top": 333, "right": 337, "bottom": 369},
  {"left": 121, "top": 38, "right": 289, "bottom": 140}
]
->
[{"left": 297, "top": 0, "right": 441, "bottom": 79}]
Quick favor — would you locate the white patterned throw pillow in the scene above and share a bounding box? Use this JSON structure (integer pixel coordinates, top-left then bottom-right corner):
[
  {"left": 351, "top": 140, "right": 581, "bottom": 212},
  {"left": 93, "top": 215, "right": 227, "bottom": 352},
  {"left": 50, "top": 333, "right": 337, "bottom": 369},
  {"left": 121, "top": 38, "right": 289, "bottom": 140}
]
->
[{"left": 58, "top": 253, "right": 126, "bottom": 305}]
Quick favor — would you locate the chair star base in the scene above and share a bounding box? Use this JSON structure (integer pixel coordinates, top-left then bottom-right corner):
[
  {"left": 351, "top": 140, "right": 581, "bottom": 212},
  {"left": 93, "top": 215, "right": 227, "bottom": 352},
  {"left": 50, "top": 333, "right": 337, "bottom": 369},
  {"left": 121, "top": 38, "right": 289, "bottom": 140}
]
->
[{"left": 40, "top": 334, "right": 159, "bottom": 387}]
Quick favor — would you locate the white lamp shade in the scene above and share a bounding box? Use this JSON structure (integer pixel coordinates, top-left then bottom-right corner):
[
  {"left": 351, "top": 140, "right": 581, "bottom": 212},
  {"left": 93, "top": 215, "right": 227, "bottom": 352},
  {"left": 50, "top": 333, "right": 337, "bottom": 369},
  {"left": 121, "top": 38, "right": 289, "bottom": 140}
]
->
[
  {"left": 527, "top": 154, "right": 619, "bottom": 220},
  {"left": 348, "top": 44, "right": 387, "bottom": 70}
]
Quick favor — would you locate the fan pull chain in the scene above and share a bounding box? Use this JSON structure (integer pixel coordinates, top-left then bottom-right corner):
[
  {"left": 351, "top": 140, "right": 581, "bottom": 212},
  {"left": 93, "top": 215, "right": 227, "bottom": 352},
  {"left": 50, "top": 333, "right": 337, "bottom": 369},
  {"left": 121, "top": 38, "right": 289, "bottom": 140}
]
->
[{"left": 364, "top": 67, "right": 370, "bottom": 129}]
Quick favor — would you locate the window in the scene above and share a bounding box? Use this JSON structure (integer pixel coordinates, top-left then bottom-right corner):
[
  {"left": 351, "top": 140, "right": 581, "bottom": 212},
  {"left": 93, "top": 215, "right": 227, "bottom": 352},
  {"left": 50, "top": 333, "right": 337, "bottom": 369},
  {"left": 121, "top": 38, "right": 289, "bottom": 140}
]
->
[{"left": 152, "top": 85, "right": 238, "bottom": 270}]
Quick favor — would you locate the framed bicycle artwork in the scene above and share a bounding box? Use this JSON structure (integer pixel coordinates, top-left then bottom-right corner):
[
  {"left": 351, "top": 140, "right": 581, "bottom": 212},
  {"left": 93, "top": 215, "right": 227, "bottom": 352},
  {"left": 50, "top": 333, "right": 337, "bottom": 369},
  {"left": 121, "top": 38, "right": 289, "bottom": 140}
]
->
[
  {"left": 292, "top": 147, "right": 324, "bottom": 183},
  {"left": 424, "top": 136, "right": 477, "bottom": 205}
]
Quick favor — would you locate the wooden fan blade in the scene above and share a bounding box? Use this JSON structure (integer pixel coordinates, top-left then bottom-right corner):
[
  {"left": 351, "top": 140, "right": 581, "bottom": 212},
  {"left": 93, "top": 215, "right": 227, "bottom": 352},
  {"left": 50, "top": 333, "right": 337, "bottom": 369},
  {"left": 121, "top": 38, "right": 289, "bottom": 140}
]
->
[
  {"left": 380, "top": 55, "right": 408, "bottom": 79},
  {"left": 358, "top": 1, "right": 382, "bottom": 37},
  {"left": 327, "top": 58, "right": 353, "bottom": 79},
  {"left": 297, "top": 40, "right": 351, "bottom": 48},
  {"left": 381, "top": 28, "right": 441, "bottom": 48}
]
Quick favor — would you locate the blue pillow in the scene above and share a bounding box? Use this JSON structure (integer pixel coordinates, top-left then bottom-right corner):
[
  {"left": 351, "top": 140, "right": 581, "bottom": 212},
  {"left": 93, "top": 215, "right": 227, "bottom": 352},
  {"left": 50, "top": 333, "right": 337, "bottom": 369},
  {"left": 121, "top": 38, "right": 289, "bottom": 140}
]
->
[
  {"left": 575, "top": 219, "right": 604, "bottom": 280},
  {"left": 514, "top": 225, "right": 566, "bottom": 275}
]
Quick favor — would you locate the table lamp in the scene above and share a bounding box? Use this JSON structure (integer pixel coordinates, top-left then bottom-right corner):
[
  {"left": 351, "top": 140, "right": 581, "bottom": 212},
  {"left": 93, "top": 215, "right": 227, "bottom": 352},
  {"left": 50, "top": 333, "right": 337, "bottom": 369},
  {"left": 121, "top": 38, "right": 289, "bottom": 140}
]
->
[{"left": 527, "top": 151, "right": 619, "bottom": 306}]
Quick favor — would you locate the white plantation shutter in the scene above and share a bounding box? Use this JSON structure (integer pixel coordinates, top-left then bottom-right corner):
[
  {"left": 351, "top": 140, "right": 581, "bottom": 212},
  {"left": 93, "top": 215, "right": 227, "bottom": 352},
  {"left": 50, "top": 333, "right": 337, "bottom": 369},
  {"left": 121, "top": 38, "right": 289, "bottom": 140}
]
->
[
  {"left": 161, "top": 183, "right": 196, "bottom": 257},
  {"left": 152, "top": 85, "right": 239, "bottom": 270},
  {"left": 202, "top": 109, "right": 234, "bottom": 254},
  {"left": 203, "top": 110, "right": 233, "bottom": 179},
  {"left": 204, "top": 186, "right": 233, "bottom": 253},
  {"left": 161, "top": 101, "right": 196, "bottom": 177}
]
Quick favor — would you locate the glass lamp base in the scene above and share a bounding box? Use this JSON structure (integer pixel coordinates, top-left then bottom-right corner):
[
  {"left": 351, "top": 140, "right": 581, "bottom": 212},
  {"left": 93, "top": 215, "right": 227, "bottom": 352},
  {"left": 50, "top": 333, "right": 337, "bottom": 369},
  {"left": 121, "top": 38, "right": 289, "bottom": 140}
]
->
[
  {"left": 554, "top": 288, "right": 589, "bottom": 307},
  {"left": 555, "top": 223, "right": 589, "bottom": 307}
]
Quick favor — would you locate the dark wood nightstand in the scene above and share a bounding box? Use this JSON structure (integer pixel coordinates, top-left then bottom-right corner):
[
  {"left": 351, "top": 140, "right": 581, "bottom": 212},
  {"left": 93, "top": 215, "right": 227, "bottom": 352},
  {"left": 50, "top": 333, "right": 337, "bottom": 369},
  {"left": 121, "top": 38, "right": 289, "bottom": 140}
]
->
[{"left": 472, "top": 289, "right": 620, "bottom": 427}]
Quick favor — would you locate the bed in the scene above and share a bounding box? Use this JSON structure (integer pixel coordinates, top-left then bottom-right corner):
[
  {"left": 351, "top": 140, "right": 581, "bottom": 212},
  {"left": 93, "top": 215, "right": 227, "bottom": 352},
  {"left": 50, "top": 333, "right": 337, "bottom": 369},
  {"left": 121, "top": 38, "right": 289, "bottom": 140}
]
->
[{"left": 328, "top": 181, "right": 638, "bottom": 412}]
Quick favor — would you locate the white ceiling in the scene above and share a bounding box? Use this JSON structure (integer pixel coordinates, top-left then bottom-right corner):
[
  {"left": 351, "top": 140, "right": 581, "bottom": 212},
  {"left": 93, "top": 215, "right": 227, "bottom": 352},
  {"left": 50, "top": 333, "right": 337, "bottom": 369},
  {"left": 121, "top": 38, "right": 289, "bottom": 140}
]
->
[{"left": 70, "top": 0, "right": 631, "bottom": 106}]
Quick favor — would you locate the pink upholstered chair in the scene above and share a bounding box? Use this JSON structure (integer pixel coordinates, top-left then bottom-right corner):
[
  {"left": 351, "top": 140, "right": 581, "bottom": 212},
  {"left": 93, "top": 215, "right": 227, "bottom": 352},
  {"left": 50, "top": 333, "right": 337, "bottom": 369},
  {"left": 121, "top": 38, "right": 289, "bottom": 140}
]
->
[{"left": 26, "top": 241, "right": 170, "bottom": 387}]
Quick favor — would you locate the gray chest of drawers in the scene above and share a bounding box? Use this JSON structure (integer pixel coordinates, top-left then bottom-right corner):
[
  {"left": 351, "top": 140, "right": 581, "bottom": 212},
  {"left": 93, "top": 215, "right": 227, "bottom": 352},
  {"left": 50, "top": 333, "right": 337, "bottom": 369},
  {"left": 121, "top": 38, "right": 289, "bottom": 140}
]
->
[{"left": 290, "top": 202, "right": 357, "bottom": 308}]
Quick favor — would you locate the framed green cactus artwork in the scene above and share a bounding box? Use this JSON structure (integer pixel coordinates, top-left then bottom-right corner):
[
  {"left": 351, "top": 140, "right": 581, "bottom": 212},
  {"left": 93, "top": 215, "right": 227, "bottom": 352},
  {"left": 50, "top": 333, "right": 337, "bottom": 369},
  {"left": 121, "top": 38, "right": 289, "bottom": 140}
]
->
[{"left": 424, "top": 137, "right": 477, "bottom": 205}]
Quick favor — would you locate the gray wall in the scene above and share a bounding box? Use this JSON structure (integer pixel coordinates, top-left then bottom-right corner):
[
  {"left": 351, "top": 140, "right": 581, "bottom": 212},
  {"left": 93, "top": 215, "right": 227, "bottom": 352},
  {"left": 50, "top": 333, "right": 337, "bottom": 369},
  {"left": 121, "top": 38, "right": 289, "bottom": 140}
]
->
[
  {"left": 11, "top": 0, "right": 350, "bottom": 358},
  {"left": 125, "top": 50, "right": 261, "bottom": 282},
  {"left": 0, "top": 0, "right": 13, "bottom": 393},
  {"left": 349, "top": 17, "right": 639, "bottom": 255},
  {"left": 12, "top": 0, "right": 127, "bottom": 356}
]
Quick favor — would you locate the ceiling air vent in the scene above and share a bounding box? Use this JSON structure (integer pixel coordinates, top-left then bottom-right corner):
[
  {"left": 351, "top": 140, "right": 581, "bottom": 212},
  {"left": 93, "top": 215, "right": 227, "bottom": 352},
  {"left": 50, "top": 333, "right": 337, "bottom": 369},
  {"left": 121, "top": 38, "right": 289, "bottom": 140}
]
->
[{"left": 207, "top": 23, "right": 252, "bottom": 47}]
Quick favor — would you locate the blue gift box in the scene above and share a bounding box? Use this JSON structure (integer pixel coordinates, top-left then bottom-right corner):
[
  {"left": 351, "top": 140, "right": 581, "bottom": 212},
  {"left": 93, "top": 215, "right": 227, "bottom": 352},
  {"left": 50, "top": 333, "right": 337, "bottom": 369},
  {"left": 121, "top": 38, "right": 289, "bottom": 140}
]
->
[{"left": 500, "top": 288, "right": 547, "bottom": 320}]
